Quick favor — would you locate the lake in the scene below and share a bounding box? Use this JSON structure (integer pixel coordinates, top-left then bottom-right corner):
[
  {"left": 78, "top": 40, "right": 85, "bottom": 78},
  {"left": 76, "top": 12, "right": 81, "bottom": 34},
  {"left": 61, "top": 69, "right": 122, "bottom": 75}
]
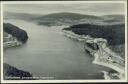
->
[{"left": 3, "top": 19, "right": 112, "bottom": 79}]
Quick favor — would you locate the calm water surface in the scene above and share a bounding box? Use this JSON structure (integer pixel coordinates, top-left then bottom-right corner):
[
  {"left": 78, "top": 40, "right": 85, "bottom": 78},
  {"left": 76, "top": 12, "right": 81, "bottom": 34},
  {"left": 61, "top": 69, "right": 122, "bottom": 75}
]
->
[{"left": 4, "top": 19, "right": 112, "bottom": 79}]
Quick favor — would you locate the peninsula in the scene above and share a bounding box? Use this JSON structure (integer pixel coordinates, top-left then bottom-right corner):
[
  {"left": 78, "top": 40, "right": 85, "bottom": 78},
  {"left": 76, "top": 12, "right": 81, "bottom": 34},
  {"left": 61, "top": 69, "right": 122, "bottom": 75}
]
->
[
  {"left": 62, "top": 23, "right": 125, "bottom": 80},
  {"left": 3, "top": 23, "right": 28, "bottom": 48}
]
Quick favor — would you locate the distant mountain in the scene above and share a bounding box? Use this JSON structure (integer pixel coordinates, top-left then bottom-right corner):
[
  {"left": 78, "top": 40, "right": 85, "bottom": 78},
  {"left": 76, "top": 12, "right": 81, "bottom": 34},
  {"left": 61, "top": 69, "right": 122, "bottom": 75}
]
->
[
  {"left": 34, "top": 13, "right": 125, "bottom": 26},
  {"left": 36, "top": 12, "right": 101, "bottom": 20},
  {"left": 4, "top": 12, "right": 125, "bottom": 26},
  {"left": 4, "top": 11, "right": 42, "bottom": 21},
  {"left": 102, "top": 14, "right": 125, "bottom": 23},
  {"left": 34, "top": 12, "right": 102, "bottom": 26},
  {"left": 103, "top": 14, "right": 125, "bottom": 19}
]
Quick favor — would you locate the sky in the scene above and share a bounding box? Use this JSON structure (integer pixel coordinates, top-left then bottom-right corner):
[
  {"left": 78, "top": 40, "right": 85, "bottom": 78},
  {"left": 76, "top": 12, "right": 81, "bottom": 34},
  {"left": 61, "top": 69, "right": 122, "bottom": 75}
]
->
[{"left": 3, "top": 1, "right": 125, "bottom": 16}]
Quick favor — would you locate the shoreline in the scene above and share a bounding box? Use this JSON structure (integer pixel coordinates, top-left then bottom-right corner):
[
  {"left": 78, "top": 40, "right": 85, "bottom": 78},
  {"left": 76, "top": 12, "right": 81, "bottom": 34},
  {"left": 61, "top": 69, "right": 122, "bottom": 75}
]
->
[
  {"left": 62, "top": 30, "right": 125, "bottom": 80},
  {"left": 93, "top": 52, "right": 125, "bottom": 79},
  {"left": 3, "top": 63, "right": 33, "bottom": 80},
  {"left": 3, "top": 32, "right": 23, "bottom": 48}
]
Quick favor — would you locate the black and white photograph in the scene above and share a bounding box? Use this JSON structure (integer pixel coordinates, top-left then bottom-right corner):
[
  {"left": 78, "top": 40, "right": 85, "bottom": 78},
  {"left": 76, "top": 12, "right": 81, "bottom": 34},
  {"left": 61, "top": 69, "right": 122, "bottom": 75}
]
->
[{"left": 1, "top": 0, "right": 127, "bottom": 83}]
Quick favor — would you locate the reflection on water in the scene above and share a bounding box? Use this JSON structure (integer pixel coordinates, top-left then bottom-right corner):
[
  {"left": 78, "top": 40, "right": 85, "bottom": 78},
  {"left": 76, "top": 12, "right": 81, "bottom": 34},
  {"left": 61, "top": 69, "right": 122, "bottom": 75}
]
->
[{"left": 4, "top": 19, "right": 112, "bottom": 79}]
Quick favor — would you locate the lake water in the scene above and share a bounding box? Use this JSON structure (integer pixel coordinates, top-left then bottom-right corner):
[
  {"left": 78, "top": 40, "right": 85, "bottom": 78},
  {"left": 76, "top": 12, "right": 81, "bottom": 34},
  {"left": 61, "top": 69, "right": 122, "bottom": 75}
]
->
[{"left": 4, "top": 19, "right": 112, "bottom": 79}]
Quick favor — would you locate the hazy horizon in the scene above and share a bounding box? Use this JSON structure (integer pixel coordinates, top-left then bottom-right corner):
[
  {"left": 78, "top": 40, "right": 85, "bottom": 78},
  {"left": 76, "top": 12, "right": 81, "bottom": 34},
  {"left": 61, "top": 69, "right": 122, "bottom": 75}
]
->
[{"left": 3, "top": 2, "right": 125, "bottom": 16}]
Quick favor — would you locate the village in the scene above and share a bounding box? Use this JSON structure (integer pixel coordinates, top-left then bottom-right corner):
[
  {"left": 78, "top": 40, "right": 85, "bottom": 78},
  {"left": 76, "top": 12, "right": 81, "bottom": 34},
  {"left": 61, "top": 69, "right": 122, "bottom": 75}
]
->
[{"left": 3, "top": 31, "right": 22, "bottom": 48}]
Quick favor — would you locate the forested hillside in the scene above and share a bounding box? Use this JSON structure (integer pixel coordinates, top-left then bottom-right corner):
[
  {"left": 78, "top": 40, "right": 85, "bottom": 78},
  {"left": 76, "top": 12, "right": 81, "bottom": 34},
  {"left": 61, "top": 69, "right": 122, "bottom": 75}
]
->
[
  {"left": 63, "top": 23, "right": 125, "bottom": 45},
  {"left": 3, "top": 23, "right": 28, "bottom": 43}
]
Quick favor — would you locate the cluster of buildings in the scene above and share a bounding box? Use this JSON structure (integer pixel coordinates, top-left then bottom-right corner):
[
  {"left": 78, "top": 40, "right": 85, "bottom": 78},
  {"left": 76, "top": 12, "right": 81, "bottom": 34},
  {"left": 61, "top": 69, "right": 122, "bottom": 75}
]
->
[{"left": 3, "top": 32, "right": 22, "bottom": 48}]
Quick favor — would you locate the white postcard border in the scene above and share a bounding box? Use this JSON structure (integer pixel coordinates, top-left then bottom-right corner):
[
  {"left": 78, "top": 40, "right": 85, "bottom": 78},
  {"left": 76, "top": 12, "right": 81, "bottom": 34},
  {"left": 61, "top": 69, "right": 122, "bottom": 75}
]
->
[{"left": 1, "top": 1, "right": 127, "bottom": 83}]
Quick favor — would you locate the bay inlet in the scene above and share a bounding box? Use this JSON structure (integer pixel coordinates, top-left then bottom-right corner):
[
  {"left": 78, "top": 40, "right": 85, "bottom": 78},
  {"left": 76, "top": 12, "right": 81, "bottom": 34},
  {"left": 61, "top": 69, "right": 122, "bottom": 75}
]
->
[{"left": 4, "top": 19, "right": 113, "bottom": 79}]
